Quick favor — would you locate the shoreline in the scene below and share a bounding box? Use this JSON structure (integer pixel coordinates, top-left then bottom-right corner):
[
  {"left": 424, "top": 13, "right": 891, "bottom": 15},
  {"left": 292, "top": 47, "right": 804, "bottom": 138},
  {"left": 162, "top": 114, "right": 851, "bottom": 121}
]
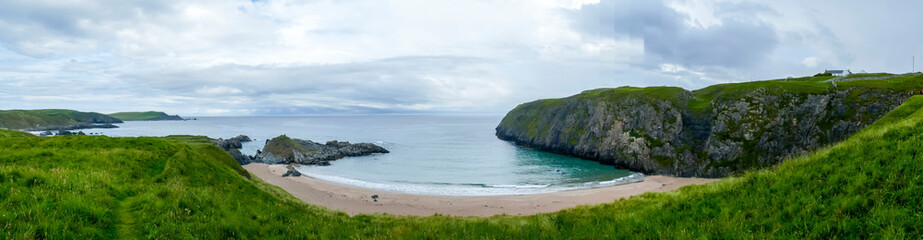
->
[{"left": 243, "top": 163, "right": 719, "bottom": 217}]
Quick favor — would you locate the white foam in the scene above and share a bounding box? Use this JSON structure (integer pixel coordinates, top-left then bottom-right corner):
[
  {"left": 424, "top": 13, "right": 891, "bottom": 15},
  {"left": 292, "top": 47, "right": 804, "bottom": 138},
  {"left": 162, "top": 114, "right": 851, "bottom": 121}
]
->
[
  {"left": 298, "top": 167, "right": 646, "bottom": 196},
  {"left": 487, "top": 184, "right": 550, "bottom": 189}
]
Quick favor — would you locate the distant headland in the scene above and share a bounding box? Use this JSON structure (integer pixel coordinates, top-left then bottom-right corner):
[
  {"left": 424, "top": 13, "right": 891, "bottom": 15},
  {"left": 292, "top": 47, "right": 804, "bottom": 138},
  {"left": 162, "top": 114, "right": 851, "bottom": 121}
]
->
[
  {"left": 107, "top": 111, "right": 186, "bottom": 121},
  {"left": 0, "top": 109, "right": 188, "bottom": 133},
  {"left": 0, "top": 109, "right": 122, "bottom": 131}
]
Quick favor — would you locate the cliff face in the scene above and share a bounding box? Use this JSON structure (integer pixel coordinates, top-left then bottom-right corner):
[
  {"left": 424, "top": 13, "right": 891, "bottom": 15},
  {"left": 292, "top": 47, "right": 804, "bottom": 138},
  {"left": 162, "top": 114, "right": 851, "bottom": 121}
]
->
[{"left": 497, "top": 77, "right": 921, "bottom": 177}]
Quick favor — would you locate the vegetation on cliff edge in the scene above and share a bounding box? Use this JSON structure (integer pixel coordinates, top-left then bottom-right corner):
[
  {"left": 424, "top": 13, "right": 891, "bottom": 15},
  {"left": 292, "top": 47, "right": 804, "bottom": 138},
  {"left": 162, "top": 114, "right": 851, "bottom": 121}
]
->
[{"left": 108, "top": 111, "right": 183, "bottom": 121}]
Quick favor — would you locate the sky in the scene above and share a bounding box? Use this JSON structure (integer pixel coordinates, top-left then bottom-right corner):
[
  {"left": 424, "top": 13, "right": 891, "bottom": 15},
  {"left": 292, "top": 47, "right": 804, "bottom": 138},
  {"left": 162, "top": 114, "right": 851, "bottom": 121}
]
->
[{"left": 1, "top": 0, "right": 921, "bottom": 116}]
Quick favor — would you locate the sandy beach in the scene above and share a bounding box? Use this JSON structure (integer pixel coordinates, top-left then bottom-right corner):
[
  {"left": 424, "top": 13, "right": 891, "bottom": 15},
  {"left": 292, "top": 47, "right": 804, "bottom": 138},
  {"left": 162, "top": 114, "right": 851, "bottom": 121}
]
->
[{"left": 243, "top": 163, "right": 719, "bottom": 217}]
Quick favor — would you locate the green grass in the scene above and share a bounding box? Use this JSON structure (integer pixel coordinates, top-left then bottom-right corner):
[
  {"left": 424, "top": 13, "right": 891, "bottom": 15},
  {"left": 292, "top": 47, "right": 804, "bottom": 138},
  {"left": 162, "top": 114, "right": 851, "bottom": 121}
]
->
[
  {"left": 690, "top": 78, "right": 831, "bottom": 105},
  {"left": 0, "top": 109, "right": 122, "bottom": 130},
  {"left": 527, "top": 74, "right": 923, "bottom": 113},
  {"left": 577, "top": 86, "right": 688, "bottom": 103},
  {"left": 3, "top": 96, "right": 923, "bottom": 238},
  {"left": 844, "top": 73, "right": 894, "bottom": 79},
  {"left": 0, "top": 130, "right": 35, "bottom": 137},
  {"left": 261, "top": 135, "right": 311, "bottom": 160},
  {"left": 108, "top": 111, "right": 179, "bottom": 121}
]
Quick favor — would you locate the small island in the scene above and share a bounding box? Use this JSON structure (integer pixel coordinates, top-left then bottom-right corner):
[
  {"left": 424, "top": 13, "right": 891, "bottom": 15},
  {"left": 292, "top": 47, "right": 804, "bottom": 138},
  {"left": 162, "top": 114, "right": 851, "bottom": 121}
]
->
[
  {"left": 212, "top": 134, "right": 390, "bottom": 166},
  {"left": 108, "top": 111, "right": 185, "bottom": 121}
]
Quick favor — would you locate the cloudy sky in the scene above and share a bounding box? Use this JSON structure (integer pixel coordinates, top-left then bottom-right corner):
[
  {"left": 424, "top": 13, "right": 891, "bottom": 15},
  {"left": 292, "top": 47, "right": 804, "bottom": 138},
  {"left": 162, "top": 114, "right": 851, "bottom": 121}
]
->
[{"left": 1, "top": 0, "right": 921, "bottom": 116}]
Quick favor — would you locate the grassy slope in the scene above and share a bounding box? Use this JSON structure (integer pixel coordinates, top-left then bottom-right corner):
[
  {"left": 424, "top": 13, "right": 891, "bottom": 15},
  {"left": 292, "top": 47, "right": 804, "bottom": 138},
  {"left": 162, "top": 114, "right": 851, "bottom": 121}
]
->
[
  {"left": 2, "top": 96, "right": 923, "bottom": 238},
  {"left": 0, "top": 109, "right": 122, "bottom": 130},
  {"left": 108, "top": 111, "right": 174, "bottom": 121},
  {"left": 519, "top": 74, "right": 922, "bottom": 112}
]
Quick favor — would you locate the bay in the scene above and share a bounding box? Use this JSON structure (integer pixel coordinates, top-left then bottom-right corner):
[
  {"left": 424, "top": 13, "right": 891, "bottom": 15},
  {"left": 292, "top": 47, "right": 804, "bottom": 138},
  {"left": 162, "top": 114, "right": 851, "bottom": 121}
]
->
[{"left": 101, "top": 115, "right": 640, "bottom": 196}]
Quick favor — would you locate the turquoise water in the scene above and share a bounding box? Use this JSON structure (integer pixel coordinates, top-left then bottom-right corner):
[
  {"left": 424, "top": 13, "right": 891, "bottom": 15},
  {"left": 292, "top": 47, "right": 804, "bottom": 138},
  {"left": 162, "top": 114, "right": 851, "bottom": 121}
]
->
[{"left": 101, "top": 115, "right": 641, "bottom": 196}]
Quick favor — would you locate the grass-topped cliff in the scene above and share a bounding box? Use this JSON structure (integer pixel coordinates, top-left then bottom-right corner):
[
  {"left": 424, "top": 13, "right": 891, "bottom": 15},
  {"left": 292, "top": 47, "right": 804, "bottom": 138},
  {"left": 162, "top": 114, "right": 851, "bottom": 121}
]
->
[
  {"left": 497, "top": 73, "right": 923, "bottom": 177},
  {"left": 0, "top": 109, "right": 122, "bottom": 131},
  {"left": 3, "top": 96, "right": 923, "bottom": 238},
  {"left": 108, "top": 111, "right": 184, "bottom": 121}
]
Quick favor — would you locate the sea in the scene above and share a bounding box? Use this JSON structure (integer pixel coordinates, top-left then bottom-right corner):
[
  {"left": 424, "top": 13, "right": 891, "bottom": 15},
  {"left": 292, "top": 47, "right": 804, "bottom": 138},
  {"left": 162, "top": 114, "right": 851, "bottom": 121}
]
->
[{"left": 97, "top": 115, "right": 642, "bottom": 196}]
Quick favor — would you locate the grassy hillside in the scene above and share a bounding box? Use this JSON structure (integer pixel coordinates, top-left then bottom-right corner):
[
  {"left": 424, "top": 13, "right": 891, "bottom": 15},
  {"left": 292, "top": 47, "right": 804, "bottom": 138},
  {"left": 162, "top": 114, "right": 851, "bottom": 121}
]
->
[
  {"left": 108, "top": 111, "right": 182, "bottom": 121},
  {"left": 0, "top": 109, "right": 122, "bottom": 130},
  {"left": 3, "top": 96, "right": 923, "bottom": 238}
]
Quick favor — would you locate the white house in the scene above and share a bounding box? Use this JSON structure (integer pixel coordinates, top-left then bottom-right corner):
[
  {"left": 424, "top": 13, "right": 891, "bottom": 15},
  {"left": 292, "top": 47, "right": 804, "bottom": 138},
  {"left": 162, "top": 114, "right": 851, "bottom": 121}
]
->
[{"left": 824, "top": 69, "right": 852, "bottom": 76}]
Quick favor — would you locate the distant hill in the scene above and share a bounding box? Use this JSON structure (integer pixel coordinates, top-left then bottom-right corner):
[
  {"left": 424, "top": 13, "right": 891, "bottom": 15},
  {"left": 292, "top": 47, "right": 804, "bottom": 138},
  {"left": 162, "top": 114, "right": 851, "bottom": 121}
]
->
[
  {"left": 0, "top": 109, "right": 122, "bottom": 131},
  {"left": 108, "top": 111, "right": 184, "bottom": 121}
]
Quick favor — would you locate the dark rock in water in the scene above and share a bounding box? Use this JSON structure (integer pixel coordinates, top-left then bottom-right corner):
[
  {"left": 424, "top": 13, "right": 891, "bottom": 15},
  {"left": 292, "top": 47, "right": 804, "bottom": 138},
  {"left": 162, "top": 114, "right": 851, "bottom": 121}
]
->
[
  {"left": 282, "top": 167, "right": 302, "bottom": 177},
  {"left": 339, "top": 143, "right": 390, "bottom": 157},
  {"left": 39, "top": 131, "right": 53, "bottom": 137},
  {"left": 211, "top": 135, "right": 252, "bottom": 151},
  {"left": 252, "top": 135, "right": 389, "bottom": 165},
  {"left": 209, "top": 135, "right": 253, "bottom": 164}
]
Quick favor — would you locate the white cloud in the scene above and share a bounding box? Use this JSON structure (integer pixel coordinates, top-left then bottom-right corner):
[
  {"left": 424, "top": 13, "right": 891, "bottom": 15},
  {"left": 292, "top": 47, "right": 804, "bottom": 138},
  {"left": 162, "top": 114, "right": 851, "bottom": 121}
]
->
[
  {"left": 195, "top": 86, "right": 243, "bottom": 95},
  {"left": 1, "top": 0, "right": 922, "bottom": 115},
  {"left": 801, "top": 57, "right": 818, "bottom": 68}
]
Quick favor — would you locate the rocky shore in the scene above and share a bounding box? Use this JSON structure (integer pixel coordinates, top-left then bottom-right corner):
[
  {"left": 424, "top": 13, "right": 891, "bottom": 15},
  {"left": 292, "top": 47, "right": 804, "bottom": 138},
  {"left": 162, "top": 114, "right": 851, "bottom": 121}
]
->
[
  {"left": 211, "top": 134, "right": 389, "bottom": 166},
  {"left": 27, "top": 122, "right": 119, "bottom": 131}
]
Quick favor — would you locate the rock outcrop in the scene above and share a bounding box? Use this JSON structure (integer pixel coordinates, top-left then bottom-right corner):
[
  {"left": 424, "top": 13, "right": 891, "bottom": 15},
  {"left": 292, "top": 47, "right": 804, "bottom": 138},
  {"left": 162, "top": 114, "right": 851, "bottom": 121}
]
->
[
  {"left": 212, "top": 135, "right": 252, "bottom": 151},
  {"left": 211, "top": 135, "right": 254, "bottom": 165},
  {"left": 497, "top": 81, "right": 919, "bottom": 177},
  {"left": 253, "top": 135, "right": 389, "bottom": 165}
]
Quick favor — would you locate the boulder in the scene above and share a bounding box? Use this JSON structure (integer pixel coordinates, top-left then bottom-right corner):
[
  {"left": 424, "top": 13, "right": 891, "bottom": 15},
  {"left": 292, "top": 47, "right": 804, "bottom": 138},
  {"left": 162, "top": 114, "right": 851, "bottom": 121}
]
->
[{"left": 282, "top": 167, "right": 302, "bottom": 177}]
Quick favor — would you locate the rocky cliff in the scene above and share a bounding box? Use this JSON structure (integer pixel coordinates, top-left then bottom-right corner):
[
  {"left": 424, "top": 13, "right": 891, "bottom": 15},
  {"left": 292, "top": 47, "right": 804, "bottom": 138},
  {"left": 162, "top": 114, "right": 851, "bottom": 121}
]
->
[{"left": 497, "top": 75, "right": 923, "bottom": 177}]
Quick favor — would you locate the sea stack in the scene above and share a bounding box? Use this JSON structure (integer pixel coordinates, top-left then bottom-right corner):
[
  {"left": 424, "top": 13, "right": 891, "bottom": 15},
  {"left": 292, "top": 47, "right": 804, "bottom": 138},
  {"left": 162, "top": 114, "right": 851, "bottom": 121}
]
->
[{"left": 253, "top": 135, "right": 388, "bottom": 165}]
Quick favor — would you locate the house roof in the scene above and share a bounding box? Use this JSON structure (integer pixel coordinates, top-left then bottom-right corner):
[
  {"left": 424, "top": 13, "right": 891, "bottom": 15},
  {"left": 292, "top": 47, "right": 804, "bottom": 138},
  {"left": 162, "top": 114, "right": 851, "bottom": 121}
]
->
[{"left": 825, "top": 70, "right": 845, "bottom": 74}]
